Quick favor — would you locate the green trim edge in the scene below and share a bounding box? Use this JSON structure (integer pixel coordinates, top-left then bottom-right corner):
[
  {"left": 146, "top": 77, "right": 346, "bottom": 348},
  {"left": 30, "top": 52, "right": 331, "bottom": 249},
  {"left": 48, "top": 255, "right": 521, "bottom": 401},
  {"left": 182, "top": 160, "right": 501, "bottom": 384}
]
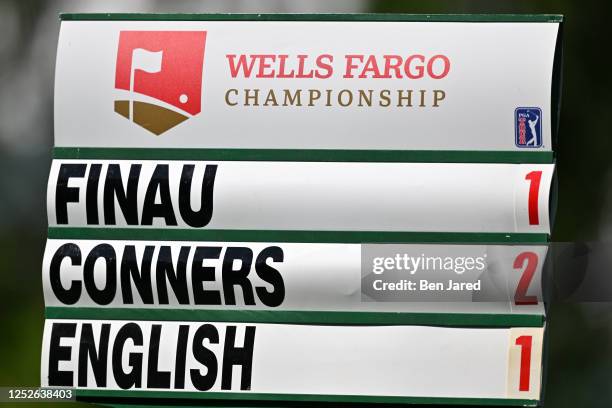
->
[
  {"left": 53, "top": 147, "right": 554, "bottom": 164},
  {"left": 47, "top": 228, "right": 550, "bottom": 244},
  {"left": 45, "top": 307, "right": 545, "bottom": 328},
  {"left": 75, "top": 389, "right": 538, "bottom": 406},
  {"left": 60, "top": 13, "right": 562, "bottom": 23}
]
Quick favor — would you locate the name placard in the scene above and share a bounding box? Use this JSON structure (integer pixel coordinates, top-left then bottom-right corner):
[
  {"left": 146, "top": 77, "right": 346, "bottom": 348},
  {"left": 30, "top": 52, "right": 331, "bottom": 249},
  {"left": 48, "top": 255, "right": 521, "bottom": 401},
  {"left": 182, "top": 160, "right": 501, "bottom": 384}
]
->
[
  {"left": 41, "top": 320, "right": 544, "bottom": 402},
  {"left": 48, "top": 160, "right": 554, "bottom": 234},
  {"left": 43, "top": 239, "right": 546, "bottom": 319}
]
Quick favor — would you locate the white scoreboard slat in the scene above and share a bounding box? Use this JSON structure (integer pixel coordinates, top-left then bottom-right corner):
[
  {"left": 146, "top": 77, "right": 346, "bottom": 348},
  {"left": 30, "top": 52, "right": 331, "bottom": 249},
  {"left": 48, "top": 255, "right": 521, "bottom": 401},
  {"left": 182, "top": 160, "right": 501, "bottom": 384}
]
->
[
  {"left": 47, "top": 160, "right": 554, "bottom": 234},
  {"left": 41, "top": 319, "right": 544, "bottom": 401},
  {"left": 43, "top": 239, "right": 546, "bottom": 316}
]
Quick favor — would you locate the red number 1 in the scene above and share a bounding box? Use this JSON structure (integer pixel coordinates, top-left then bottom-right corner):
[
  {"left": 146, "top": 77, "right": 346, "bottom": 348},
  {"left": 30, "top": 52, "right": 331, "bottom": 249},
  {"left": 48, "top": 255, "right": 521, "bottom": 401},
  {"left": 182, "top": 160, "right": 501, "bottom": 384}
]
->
[
  {"left": 515, "top": 335, "right": 533, "bottom": 391},
  {"left": 525, "top": 171, "right": 542, "bottom": 225}
]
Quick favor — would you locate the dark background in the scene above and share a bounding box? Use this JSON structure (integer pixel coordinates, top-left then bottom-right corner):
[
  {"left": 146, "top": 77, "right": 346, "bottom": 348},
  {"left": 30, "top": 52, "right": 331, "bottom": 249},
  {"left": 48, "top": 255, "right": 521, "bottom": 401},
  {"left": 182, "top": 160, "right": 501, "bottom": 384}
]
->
[{"left": 0, "top": 1, "right": 610, "bottom": 407}]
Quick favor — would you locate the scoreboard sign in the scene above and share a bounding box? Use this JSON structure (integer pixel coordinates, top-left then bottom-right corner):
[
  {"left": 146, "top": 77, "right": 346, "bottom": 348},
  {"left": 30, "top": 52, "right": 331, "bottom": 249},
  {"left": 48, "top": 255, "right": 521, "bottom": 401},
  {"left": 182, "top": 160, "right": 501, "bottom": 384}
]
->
[{"left": 44, "top": 13, "right": 562, "bottom": 408}]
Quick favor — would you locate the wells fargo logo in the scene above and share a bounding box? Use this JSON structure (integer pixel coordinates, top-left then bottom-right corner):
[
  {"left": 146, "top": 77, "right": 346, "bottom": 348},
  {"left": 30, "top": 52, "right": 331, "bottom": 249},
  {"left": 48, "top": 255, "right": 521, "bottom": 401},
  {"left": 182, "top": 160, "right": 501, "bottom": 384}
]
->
[
  {"left": 223, "top": 54, "right": 450, "bottom": 108},
  {"left": 114, "top": 31, "right": 206, "bottom": 135}
]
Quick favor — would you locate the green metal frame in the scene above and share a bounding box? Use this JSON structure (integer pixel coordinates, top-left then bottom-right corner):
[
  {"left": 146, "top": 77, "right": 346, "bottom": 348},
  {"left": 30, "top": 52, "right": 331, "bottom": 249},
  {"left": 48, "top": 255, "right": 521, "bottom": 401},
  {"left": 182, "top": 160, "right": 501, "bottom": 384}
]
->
[
  {"left": 75, "top": 389, "right": 538, "bottom": 407},
  {"left": 46, "top": 307, "right": 545, "bottom": 328},
  {"left": 48, "top": 227, "right": 549, "bottom": 244},
  {"left": 54, "top": 147, "right": 554, "bottom": 164},
  {"left": 60, "top": 13, "right": 562, "bottom": 23}
]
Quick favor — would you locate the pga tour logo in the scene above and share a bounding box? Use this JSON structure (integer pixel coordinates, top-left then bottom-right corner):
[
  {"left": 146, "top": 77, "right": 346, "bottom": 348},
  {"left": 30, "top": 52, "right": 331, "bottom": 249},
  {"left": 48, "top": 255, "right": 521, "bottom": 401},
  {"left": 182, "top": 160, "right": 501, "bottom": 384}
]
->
[
  {"left": 114, "top": 31, "right": 207, "bottom": 135},
  {"left": 515, "top": 107, "right": 542, "bottom": 148}
]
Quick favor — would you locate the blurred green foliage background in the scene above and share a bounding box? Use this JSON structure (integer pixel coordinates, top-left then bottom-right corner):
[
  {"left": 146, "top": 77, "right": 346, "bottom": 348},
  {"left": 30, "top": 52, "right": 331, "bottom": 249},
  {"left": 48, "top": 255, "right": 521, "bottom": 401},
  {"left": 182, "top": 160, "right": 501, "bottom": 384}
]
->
[{"left": 0, "top": 1, "right": 610, "bottom": 407}]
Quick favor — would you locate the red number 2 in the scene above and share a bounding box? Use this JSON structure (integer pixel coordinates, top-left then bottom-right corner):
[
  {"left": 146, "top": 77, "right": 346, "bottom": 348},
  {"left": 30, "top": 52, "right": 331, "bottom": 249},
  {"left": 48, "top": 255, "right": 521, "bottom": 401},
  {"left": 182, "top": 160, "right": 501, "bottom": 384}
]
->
[
  {"left": 515, "top": 335, "right": 533, "bottom": 391},
  {"left": 513, "top": 252, "right": 538, "bottom": 305},
  {"left": 525, "top": 171, "right": 542, "bottom": 225}
]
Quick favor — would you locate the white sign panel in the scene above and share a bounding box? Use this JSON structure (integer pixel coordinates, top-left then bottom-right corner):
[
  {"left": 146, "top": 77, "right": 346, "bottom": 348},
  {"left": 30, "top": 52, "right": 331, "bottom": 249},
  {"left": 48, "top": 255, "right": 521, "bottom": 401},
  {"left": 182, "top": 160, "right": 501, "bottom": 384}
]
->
[
  {"left": 43, "top": 239, "right": 546, "bottom": 315},
  {"left": 55, "top": 20, "right": 559, "bottom": 151},
  {"left": 41, "top": 320, "right": 544, "bottom": 400},
  {"left": 47, "top": 160, "right": 554, "bottom": 233}
]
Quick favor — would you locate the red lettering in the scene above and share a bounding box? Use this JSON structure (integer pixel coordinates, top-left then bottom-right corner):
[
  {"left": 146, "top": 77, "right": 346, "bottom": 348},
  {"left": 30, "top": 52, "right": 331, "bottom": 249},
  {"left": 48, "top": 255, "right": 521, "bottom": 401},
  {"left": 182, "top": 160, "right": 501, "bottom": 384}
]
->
[
  {"left": 277, "top": 54, "right": 295, "bottom": 78},
  {"left": 256, "top": 55, "right": 276, "bottom": 78},
  {"left": 428, "top": 54, "right": 451, "bottom": 79},
  {"left": 315, "top": 54, "right": 334, "bottom": 79},
  {"left": 383, "top": 55, "right": 403, "bottom": 79},
  {"left": 296, "top": 54, "right": 314, "bottom": 78},
  {"left": 359, "top": 55, "right": 384, "bottom": 78},
  {"left": 404, "top": 55, "right": 425, "bottom": 79},
  {"left": 226, "top": 54, "right": 258, "bottom": 78},
  {"left": 227, "top": 53, "right": 450, "bottom": 80},
  {"left": 344, "top": 55, "right": 363, "bottom": 78}
]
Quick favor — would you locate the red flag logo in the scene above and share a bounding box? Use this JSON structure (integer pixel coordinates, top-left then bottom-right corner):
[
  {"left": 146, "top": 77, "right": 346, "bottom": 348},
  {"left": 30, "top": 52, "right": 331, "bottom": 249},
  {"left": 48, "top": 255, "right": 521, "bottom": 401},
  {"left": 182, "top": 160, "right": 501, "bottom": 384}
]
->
[{"left": 114, "top": 31, "right": 207, "bottom": 135}]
